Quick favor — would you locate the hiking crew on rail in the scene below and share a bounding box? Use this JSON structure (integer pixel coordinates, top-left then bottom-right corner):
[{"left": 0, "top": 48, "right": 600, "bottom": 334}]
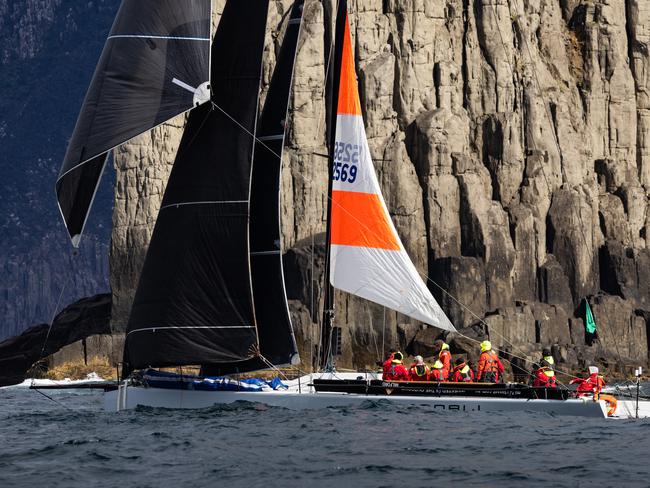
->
[
  {"left": 380, "top": 343, "right": 619, "bottom": 415},
  {"left": 382, "top": 342, "right": 547, "bottom": 386}
]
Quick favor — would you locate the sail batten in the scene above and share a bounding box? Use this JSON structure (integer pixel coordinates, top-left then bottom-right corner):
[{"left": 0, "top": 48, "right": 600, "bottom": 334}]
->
[
  {"left": 328, "top": 8, "right": 456, "bottom": 332},
  {"left": 107, "top": 35, "right": 210, "bottom": 41},
  {"left": 57, "top": 0, "right": 211, "bottom": 245}
]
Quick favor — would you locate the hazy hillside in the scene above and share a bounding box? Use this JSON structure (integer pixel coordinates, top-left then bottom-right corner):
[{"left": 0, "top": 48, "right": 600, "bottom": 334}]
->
[{"left": 0, "top": 0, "right": 119, "bottom": 340}]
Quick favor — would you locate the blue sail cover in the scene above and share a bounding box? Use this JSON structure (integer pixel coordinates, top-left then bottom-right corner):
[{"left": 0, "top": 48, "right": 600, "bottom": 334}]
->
[
  {"left": 142, "top": 370, "right": 287, "bottom": 391},
  {"left": 57, "top": 0, "right": 211, "bottom": 246}
]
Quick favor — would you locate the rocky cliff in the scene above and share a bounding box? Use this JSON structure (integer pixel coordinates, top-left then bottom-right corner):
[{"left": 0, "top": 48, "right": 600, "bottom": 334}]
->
[
  {"left": 111, "top": 0, "right": 650, "bottom": 375},
  {"left": 0, "top": 293, "right": 112, "bottom": 387}
]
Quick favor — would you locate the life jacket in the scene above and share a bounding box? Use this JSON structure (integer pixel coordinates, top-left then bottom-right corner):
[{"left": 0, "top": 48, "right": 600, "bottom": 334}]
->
[
  {"left": 382, "top": 354, "right": 395, "bottom": 376},
  {"left": 452, "top": 363, "right": 473, "bottom": 382},
  {"left": 438, "top": 346, "right": 452, "bottom": 377},
  {"left": 572, "top": 373, "right": 605, "bottom": 396},
  {"left": 409, "top": 364, "right": 430, "bottom": 381},
  {"left": 384, "top": 362, "right": 409, "bottom": 381},
  {"left": 571, "top": 374, "right": 615, "bottom": 415},
  {"left": 478, "top": 350, "right": 504, "bottom": 381},
  {"left": 430, "top": 368, "right": 446, "bottom": 382},
  {"left": 533, "top": 367, "right": 557, "bottom": 388}
]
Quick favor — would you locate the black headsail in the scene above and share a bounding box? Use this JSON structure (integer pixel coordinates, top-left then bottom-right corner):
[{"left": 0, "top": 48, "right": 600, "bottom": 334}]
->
[
  {"left": 203, "top": 0, "right": 305, "bottom": 375},
  {"left": 123, "top": 0, "right": 269, "bottom": 373},
  {"left": 57, "top": 0, "right": 211, "bottom": 246}
]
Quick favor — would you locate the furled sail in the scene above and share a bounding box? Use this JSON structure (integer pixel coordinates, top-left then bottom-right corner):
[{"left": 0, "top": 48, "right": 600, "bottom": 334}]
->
[
  {"left": 247, "top": 0, "right": 304, "bottom": 368},
  {"left": 328, "top": 9, "right": 456, "bottom": 332},
  {"left": 57, "top": 0, "right": 211, "bottom": 246},
  {"left": 123, "top": 0, "right": 269, "bottom": 373}
]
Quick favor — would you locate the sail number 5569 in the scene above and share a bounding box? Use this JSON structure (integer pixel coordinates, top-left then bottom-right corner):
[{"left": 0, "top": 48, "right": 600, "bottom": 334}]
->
[{"left": 332, "top": 142, "right": 358, "bottom": 183}]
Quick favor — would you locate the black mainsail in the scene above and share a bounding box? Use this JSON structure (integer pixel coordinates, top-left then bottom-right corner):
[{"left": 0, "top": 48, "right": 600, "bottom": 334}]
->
[
  {"left": 57, "top": 0, "right": 211, "bottom": 246},
  {"left": 123, "top": 0, "right": 269, "bottom": 373}
]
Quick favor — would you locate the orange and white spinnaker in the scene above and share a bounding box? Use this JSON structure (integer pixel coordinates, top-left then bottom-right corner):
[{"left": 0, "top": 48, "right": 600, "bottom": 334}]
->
[{"left": 329, "top": 12, "right": 455, "bottom": 332}]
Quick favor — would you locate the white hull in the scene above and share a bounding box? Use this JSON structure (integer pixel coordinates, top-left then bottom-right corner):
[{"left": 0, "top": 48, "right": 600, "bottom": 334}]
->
[
  {"left": 2, "top": 376, "right": 109, "bottom": 389},
  {"left": 104, "top": 373, "right": 636, "bottom": 418}
]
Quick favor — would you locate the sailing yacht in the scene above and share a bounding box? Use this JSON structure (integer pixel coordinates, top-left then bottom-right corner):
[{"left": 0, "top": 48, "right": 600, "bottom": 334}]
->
[{"left": 56, "top": 0, "right": 646, "bottom": 418}]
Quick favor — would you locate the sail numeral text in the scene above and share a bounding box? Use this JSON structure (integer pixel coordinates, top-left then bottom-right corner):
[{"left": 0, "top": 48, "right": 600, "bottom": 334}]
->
[{"left": 332, "top": 142, "right": 358, "bottom": 183}]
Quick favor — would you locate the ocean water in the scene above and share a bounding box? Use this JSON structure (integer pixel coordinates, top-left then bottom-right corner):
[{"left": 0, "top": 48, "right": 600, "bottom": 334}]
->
[{"left": 1, "top": 388, "right": 649, "bottom": 488}]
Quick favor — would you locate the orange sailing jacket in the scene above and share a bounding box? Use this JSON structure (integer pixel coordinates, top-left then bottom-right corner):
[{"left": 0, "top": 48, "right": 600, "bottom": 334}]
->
[
  {"left": 408, "top": 364, "right": 430, "bottom": 381},
  {"left": 477, "top": 350, "right": 504, "bottom": 382}
]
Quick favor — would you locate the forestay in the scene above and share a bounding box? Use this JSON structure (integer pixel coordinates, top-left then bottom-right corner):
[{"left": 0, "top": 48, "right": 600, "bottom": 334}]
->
[
  {"left": 57, "top": 0, "right": 211, "bottom": 246},
  {"left": 328, "top": 11, "right": 455, "bottom": 331}
]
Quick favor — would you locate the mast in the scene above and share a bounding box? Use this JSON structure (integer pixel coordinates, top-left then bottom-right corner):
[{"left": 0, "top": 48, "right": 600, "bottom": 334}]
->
[
  {"left": 322, "top": 0, "right": 456, "bottom": 354},
  {"left": 319, "top": 0, "right": 348, "bottom": 371}
]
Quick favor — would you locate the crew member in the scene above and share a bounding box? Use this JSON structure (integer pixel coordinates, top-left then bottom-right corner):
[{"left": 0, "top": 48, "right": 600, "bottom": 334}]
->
[
  {"left": 476, "top": 340, "right": 505, "bottom": 383},
  {"left": 532, "top": 363, "right": 557, "bottom": 388},
  {"left": 381, "top": 350, "right": 396, "bottom": 377},
  {"left": 383, "top": 351, "right": 409, "bottom": 381},
  {"left": 408, "top": 355, "right": 430, "bottom": 381},
  {"left": 540, "top": 348, "right": 555, "bottom": 370},
  {"left": 430, "top": 360, "right": 447, "bottom": 381},
  {"left": 570, "top": 366, "right": 617, "bottom": 416},
  {"left": 433, "top": 339, "right": 452, "bottom": 379},
  {"left": 451, "top": 357, "right": 474, "bottom": 382}
]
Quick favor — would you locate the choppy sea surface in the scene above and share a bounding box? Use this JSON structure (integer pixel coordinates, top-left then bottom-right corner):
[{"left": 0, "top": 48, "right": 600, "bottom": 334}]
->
[{"left": 1, "top": 387, "right": 649, "bottom": 488}]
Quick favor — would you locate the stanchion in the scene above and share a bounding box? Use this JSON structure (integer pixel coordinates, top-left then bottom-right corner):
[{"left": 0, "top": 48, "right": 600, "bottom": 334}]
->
[{"left": 635, "top": 366, "right": 643, "bottom": 419}]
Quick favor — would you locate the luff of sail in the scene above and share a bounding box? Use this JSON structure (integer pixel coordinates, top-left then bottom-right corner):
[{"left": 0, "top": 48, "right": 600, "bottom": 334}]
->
[
  {"left": 202, "top": 0, "right": 305, "bottom": 376},
  {"left": 123, "top": 0, "right": 269, "bottom": 373},
  {"left": 247, "top": 0, "right": 304, "bottom": 368},
  {"left": 329, "top": 11, "right": 455, "bottom": 332},
  {"left": 57, "top": 0, "right": 211, "bottom": 246}
]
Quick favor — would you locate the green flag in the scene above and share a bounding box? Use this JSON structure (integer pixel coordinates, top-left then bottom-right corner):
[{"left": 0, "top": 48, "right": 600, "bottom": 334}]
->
[{"left": 585, "top": 299, "right": 597, "bottom": 334}]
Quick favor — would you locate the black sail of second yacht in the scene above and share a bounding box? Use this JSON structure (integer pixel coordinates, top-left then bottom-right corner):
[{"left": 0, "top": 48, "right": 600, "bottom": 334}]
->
[{"left": 123, "top": 0, "right": 269, "bottom": 373}]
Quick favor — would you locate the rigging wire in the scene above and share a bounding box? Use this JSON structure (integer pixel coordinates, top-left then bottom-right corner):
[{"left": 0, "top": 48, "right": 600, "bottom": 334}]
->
[
  {"left": 210, "top": 92, "right": 582, "bottom": 384},
  {"left": 381, "top": 306, "right": 386, "bottom": 360},
  {"left": 310, "top": 229, "right": 315, "bottom": 373},
  {"left": 210, "top": 93, "right": 566, "bottom": 383},
  {"left": 31, "top": 386, "right": 75, "bottom": 412},
  {"left": 30, "top": 251, "right": 77, "bottom": 411},
  {"left": 317, "top": 0, "right": 343, "bottom": 373},
  {"left": 259, "top": 354, "right": 289, "bottom": 381},
  {"left": 199, "top": 2, "right": 598, "bottom": 385},
  {"left": 504, "top": 0, "right": 593, "bottom": 250}
]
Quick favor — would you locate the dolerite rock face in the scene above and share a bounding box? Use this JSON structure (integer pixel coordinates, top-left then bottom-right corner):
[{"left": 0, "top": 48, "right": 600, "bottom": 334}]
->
[
  {"left": 0, "top": 294, "right": 111, "bottom": 387},
  {"left": 111, "top": 0, "right": 650, "bottom": 374}
]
